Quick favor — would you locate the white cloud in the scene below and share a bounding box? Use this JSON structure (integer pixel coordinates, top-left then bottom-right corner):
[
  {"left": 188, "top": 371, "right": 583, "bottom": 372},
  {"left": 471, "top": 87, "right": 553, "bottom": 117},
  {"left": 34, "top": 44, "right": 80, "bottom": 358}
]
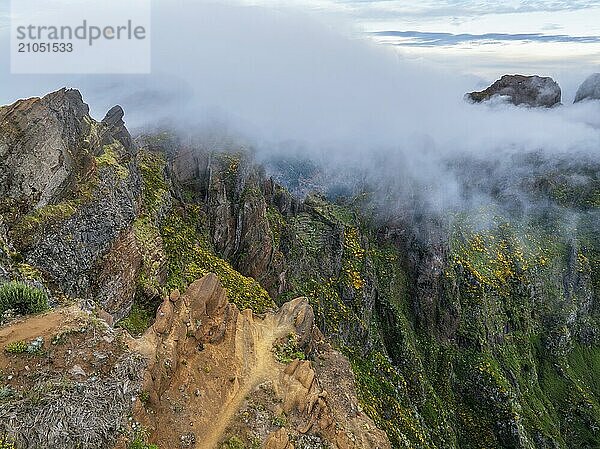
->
[{"left": 0, "top": 0, "right": 599, "bottom": 217}]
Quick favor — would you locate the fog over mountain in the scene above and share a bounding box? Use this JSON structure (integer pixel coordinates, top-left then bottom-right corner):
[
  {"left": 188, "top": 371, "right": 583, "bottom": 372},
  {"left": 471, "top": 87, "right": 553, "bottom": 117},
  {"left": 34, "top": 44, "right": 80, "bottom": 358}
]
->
[
  {"left": 111, "top": 2, "right": 600, "bottom": 218},
  {"left": 1, "top": 0, "right": 600, "bottom": 216}
]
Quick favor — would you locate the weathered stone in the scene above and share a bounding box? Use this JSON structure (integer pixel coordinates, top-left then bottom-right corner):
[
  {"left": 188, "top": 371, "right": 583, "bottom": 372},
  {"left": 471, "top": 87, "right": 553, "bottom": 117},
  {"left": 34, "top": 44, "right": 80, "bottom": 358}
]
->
[
  {"left": 170, "top": 150, "right": 285, "bottom": 297},
  {"left": 169, "top": 289, "right": 181, "bottom": 303},
  {"left": 0, "top": 88, "right": 91, "bottom": 210},
  {"left": 69, "top": 364, "right": 86, "bottom": 377},
  {"left": 466, "top": 74, "right": 561, "bottom": 107},
  {"left": 574, "top": 73, "right": 600, "bottom": 103},
  {"left": 276, "top": 297, "right": 316, "bottom": 350},
  {"left": 134, "top": 274, "right": 390, "bottom": 449},
  {"left": 101, "top": 105, "right": 134, "bottom": 149},
  {"left": 153, "top": 297, "right": 174, "bottom": 334}
]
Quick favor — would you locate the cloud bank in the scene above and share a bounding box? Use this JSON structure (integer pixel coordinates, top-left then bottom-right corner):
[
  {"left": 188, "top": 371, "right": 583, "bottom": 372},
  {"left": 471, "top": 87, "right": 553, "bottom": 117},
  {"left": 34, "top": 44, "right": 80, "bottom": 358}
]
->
[{"left": 1, "top": 0, "right": 599, "bottom": 219}]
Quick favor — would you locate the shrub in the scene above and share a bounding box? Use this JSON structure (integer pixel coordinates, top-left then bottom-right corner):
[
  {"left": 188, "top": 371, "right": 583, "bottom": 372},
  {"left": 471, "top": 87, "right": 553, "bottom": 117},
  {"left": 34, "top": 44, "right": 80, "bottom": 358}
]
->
[
  {"left": 2, "top": 337, "right": 43, "bottom": 355},
  {"left": 0, "top": 439, "right": 15, "bottom": 449},
  {"left": 139, "top": 391, "right": 150, "bottom": 406},
  {"left": 271, "top": 414, "right": 288, "bottom": 427},
  {"left": 0, "top": 385, "right": 15, "bottom": 400},
  {"left": 0, "top": 281, "right": 49, "bottom": 318},
  {"left": 273, "top": 333, "right": 305, "bottom": 364},
  {"left": 222, "top": 437, "right": 245, "bottom": 449},
  {"left": 128, "top": 428, "right": 158, "bottom": 449},
  {"left": 3, "top": 340, "right": 28, "bottom": 354},
  {"left": 117, "top": 303, "right": 153, "bottom": 337}
]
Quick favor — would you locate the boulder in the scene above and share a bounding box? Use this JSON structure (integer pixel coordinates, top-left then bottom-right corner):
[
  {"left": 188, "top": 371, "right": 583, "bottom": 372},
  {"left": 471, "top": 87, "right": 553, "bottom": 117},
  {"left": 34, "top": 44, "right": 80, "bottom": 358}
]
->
[
  {"left": 574, "top": 73, "right": 600, "bottom": 103},
  {"left": 466, "top": 74, "right": 561, "bottom": 108}
]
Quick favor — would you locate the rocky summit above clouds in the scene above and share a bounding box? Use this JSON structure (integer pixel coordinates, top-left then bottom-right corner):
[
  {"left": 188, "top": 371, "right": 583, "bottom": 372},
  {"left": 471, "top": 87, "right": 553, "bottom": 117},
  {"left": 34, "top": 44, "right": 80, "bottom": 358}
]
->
[
  {"left": 574, "top": 73, "right": 600, "bottom": 103},
  {"left": 466, "top": 74, "right": 562, "bottom": 107}
]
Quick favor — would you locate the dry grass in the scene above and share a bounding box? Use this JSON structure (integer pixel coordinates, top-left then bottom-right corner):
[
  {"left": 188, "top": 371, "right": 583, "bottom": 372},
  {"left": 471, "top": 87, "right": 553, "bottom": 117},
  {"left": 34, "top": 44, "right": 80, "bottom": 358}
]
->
[{"left": 0, "top": 353, "right": 145, "bottom": 449}]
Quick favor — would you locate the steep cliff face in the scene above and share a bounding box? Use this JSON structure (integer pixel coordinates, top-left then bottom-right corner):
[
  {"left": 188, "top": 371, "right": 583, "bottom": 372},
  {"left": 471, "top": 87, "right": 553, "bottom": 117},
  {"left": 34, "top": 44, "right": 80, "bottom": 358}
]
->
[{"left": 1, "top": 89, "right": 600, "bottom": 449}]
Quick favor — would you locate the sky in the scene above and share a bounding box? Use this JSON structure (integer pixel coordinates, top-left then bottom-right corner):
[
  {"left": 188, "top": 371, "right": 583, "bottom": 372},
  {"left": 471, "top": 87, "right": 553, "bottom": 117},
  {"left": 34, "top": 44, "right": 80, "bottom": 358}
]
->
[
  {"left": 0, "top": 0, "right": 599, "bottom": 103},
  {"left": 237, "top": 0, "right": 600, "bottom": 91}
]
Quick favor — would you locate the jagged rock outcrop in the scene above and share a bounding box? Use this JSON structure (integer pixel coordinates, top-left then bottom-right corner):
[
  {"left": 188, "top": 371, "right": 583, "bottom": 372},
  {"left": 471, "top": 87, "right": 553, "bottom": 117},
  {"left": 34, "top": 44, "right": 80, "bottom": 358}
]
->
[
  {"left": 466, "top": 74, "right": 561, "bottom": 107},
  {"left": 0, "top": 88, "right": 90, "bottom": 209},
  {"left": 574, "top": 73, "right": 600, "bottom": 103},
  {"left": 133, "top": 274, "right": 390, "bottom": 449},
  {"left": 170, "top": 148, "right": 286, "bottom": 296},
  {"left": 101, "top": 105, "right": 134, "bottom": 149}
]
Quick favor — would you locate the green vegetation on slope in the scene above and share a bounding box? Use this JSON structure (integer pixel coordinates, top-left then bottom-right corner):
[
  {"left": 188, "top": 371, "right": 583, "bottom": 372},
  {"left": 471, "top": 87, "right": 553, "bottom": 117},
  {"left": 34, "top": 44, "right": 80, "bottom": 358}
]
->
[
  {"left": 267, "top": 187, "right": 600, "bottom": 448},
  {"left": 117, "top": 302, "right": 154, "bottom": 337},
  {"left": 161, "top": 206, "right": 274, "bottom": 313}
]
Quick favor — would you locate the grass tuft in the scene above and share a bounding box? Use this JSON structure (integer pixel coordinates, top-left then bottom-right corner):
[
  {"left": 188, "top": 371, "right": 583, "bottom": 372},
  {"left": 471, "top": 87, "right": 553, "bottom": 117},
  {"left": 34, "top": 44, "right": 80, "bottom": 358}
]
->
[{"left": 0, "top": 281, "right": 49, "bottom": 318}]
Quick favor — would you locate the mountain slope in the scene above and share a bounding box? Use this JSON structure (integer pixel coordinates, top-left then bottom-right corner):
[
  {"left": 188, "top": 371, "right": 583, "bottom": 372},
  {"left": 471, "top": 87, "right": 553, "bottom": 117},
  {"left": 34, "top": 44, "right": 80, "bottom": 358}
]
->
[{"left": 1, "top": 89, "right": 600, "bottom": 448}]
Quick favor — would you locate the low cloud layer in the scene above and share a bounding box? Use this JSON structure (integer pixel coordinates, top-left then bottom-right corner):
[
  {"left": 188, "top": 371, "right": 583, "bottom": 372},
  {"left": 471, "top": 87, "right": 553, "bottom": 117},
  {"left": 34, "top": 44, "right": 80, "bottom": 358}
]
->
[{"left": 1, "top": 0, "right": 599, "bottom": 220}]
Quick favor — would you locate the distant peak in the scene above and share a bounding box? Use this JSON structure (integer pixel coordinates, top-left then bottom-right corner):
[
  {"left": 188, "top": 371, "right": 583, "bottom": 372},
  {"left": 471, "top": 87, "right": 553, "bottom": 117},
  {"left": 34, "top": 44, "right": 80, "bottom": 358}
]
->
[
  {"left": 574, "top": 73, "right": 600, "bottom": 103},
  {"left": 466, "top": 74, "right": 561, "bottom": 108}
]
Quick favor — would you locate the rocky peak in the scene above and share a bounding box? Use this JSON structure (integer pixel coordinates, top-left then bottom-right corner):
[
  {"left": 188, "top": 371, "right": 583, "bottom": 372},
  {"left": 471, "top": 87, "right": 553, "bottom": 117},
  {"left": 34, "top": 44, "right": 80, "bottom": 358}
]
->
[
  {"left": 466, "top": 74, "right": 561, "bottom": 107},
  {"left": 101, "top": 105, "right": 134, "bottom": 151},
  {"left": 574, "top": 73, "right": 600, "bottom": 103},
  {"left": 102, "top": 105, "right": 125, "bottom": 127},
  {"left": 43, "top": 87, "right": 90, "bottom": 119},
  {"left": 0, "top": 88, "right": 92, "bottom": 208},
  {"left": 0, "top": 89, "right": 143, "bottom": 317}
]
